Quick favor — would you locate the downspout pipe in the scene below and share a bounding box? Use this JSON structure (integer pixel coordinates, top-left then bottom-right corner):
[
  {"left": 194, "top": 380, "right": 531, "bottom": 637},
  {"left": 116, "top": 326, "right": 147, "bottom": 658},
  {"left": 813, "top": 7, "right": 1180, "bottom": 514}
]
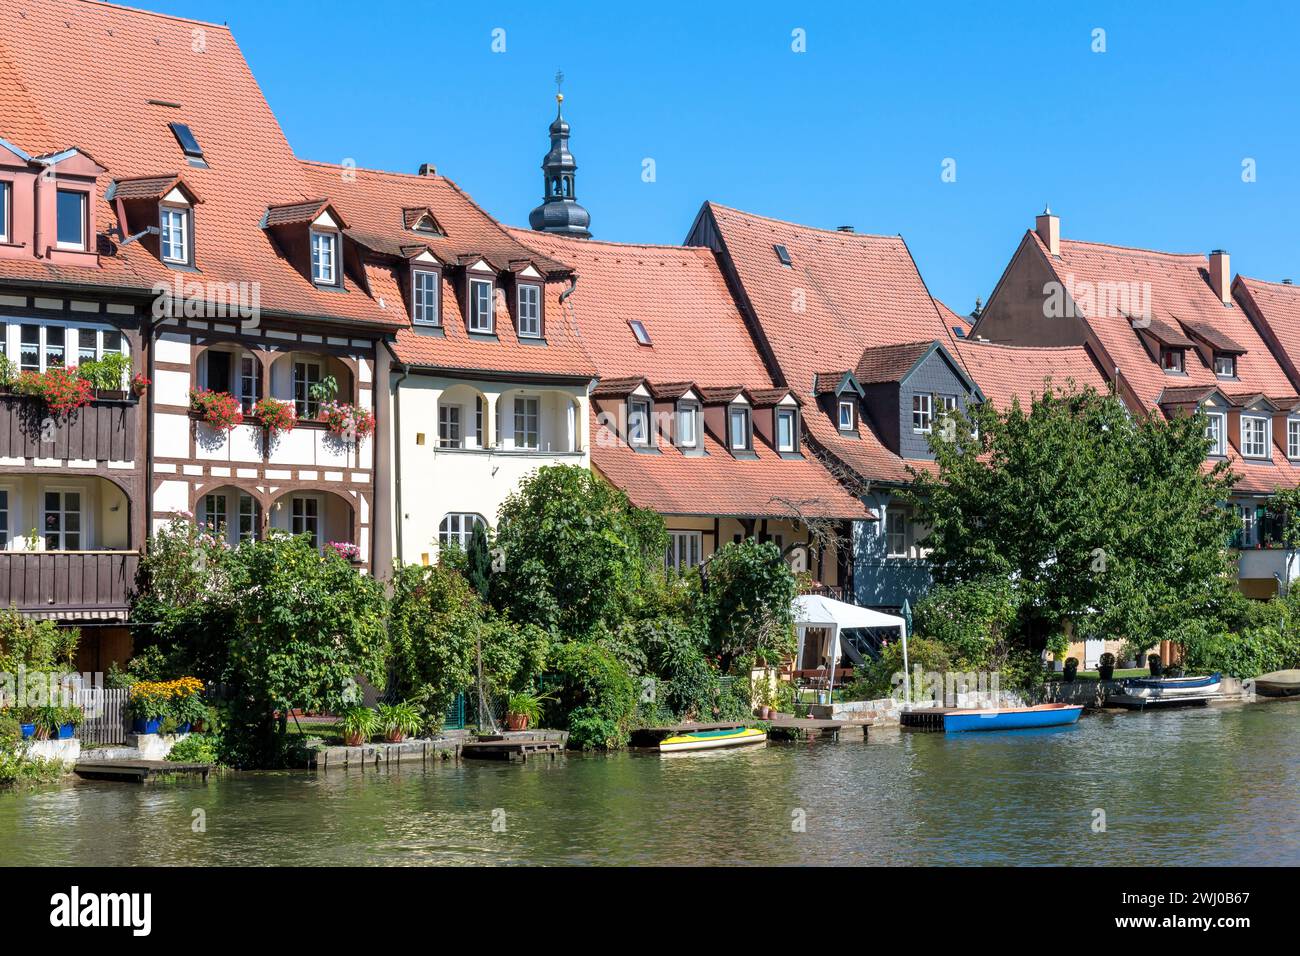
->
[{"left": 392, "top": 356, "right": 410, "bottom": 565}]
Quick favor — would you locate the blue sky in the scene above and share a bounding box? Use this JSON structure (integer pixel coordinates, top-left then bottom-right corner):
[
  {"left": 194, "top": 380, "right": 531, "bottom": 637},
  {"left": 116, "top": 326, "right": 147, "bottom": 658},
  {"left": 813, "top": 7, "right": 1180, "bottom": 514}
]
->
[{"left": 146, "top": 0, "right": 1300, "bottom": 314}]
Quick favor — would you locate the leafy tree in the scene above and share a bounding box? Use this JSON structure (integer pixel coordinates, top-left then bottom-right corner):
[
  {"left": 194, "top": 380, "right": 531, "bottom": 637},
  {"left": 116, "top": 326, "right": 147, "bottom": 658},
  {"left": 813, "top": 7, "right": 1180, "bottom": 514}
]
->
[
  {"left": 909, "top": 385, "right": 1237, "bottom": 653},
  {"left": 702, "top": 539, "right": 796, "bottom": 671},
  {"left": 913, "top": 576, "right": 1020, "bottom": 669},
  {"left": 0, "top": 609, "right": 78, "bottom": 673},
  {"left": 492, "top": 465, "right": 667, "bottom": 638},
  {"left": 465, "top": 520, "right": 493, "bottom": 600},
  {"left": 544, "top": 640, "right": 637, "bottom": 749}
]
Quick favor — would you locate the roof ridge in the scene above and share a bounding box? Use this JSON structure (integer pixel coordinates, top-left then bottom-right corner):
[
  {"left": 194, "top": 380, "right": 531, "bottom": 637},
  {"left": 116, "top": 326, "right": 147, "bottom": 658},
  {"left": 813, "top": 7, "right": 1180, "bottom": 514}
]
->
[
  {"left": 298, "top": 157, "right": 446, "bottom": 183},
  {"left": 706, "top": 201, "right": 903, "bottom": 242},
  {"left": 505, "top": 227, "right": 711, "bottom": 256},
  {"left": 74, "top": 0, "right": 232, "bottom": 31},
  {"left": 1238, "top": 274, "right": 1297, "bottom": 290},
  {"left": 1058, "top": 236, "right": 1208, "bottom": 261}
]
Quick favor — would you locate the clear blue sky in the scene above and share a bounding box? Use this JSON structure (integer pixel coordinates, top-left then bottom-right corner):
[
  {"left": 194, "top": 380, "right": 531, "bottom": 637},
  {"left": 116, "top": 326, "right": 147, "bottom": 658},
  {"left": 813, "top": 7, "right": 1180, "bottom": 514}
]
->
[{"left": 144, "top": 0, "right": 1300, "bottom": 315}]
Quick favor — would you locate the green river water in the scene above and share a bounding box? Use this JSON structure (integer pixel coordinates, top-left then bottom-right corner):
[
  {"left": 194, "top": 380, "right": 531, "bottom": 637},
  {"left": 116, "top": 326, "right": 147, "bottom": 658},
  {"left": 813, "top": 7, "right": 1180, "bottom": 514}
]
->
[{"left": 2, "top": 699, "right": 1297, "bottom": 866}]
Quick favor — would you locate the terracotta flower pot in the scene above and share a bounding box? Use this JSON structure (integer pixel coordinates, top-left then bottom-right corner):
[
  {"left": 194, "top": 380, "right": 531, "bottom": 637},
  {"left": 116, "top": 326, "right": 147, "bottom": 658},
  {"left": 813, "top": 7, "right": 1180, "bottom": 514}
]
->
[
  {"left": 344, "top": 731, "right": 365, "bottom": 747},
  {"left": 385, "top": 730, "right": 405, "bottom": 743},
  {"left": 506, "top": 713, "right": 528, "bottom": 731}
]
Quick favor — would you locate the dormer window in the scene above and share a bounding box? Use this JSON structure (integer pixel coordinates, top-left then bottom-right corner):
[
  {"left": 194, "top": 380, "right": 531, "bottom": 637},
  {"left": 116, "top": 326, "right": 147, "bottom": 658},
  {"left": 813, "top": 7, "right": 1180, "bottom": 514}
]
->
[
  {"left": 729, "top": 405, "right": 752, "bottom": 451},
  {"left": 160, "top": 205, "right": 190, "bottom": 265},
  {"left": 1288, "top": 419, "right": 1300, "bottom": 460},
  {"left": 468, "top": 278, "right": 494, "bottom": 333},
  {"left": 912, "top": 393, "right": 932, "bottom": 433},
  {"left": 838, "top": 399, "right": 856, "bottom": 432},
  {"left": 1242, "top": 415, "right": 1269, "bottom": 459},
  {"left": 1206, "top": 412, "right": 1226, "bottom": 456},
  {"left": 628, "top": 397, "right": 652, "bottom": 446},
  {"left": 517, "top": 283, "right": 542, "bottom": 338},
  {"left": 1160, "top": 347, "right": 1184, "bottom": 373},
  {"left": 413, "top": 269, "right": 440, "bottom": 325},
  {"left": 56, "top": 189, "right": 87, "bottom": 250},
  {"left": 676, "top": 400, "right": 699, "bottom": 448},
  {"left": 0, "top": 181, "right": 9, "bottom": 243},
  {"left": 1214, "top": 353, "right": 1237, "bottom": 378},
  {"left": 777, "top": 407, "right": 798, "bottom": 452},
  {"left": 310, "top": 230, "right": 337, "bottom": 285}
]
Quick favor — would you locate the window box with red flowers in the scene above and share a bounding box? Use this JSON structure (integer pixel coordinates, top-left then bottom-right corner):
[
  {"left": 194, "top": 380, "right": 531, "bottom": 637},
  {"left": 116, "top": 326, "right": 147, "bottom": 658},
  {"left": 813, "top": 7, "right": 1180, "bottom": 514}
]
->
[
  {"left": 252, "top": 397, "right": 297, "bottom": 436},
  {"left": 319, "top": 400, "right": 375, "bottom": 444},
  {"left": 131, "top": 373, "right": 151, "bottom": 397},
  {"left": 190, "top": 388, "right": 244, "bottom": 431},
  {"left": 9, "top": 367, "right": 94, "bottom": 415}
]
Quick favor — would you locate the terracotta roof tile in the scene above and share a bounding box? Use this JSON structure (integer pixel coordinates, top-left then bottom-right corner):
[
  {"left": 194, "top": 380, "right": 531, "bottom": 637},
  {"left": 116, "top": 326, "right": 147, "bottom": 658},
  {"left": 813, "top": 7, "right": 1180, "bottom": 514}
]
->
[{"left": 854, "top": 340, "right": 936, "bottom": 384}]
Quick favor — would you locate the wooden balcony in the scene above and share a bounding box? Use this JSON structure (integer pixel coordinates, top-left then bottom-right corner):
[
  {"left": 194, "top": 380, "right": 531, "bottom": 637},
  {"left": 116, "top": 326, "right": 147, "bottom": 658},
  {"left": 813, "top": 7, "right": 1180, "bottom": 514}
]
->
[
  {"left": 0, "top": 391, "right": 138, "bottom": 461},
  {"left": 0, "top": 551, "right": 139, "bottom": 618}
]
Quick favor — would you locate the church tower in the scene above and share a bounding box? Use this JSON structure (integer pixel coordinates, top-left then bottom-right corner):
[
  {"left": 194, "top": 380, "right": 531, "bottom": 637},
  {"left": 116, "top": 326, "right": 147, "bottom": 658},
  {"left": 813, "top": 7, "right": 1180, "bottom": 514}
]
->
[{"left": 528, "top": 74, "right": 592, "bottom": 238}]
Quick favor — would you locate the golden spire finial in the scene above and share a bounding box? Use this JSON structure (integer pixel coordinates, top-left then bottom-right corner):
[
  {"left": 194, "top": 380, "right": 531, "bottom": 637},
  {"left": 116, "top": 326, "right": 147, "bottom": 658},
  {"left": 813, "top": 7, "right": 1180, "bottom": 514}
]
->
[{"left": 555, "top": 69, "right": 565, "bottom": 105}]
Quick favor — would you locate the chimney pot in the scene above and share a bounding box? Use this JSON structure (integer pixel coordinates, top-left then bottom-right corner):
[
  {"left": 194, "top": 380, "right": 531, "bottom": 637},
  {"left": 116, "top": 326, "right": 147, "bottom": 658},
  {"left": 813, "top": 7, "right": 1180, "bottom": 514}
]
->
[
  {"left": 1208, "top": 249, "right": 1231, "bottom": 305},
  {"left": 418, "top": 163, "right": 437, "bottom": 176},
  {"left": 1035, "top": 207, "right": 1060, "bottom": 257},
  {"left": 1284, "top": 279, "right": 1294, "bottom": 285},
  {"left": 836, "top": 225, "right": 854, "bottom": 233}
]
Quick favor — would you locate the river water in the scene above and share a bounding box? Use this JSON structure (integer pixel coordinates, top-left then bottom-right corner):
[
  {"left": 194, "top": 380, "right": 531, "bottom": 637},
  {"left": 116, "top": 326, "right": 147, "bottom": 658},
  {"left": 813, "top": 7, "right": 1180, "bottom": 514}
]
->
[{"left": 2, "top": 699, "right": 1297, "bottom": 866}]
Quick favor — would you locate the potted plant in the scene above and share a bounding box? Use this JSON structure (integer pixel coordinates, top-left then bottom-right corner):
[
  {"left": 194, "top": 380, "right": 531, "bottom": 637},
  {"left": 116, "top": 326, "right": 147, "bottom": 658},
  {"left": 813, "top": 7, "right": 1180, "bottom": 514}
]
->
[
  {"left": 190, "top": 387, "right": 245, "bottom": 431},
  {"left": 340, "top": 705, "right": 378, "bottom": 746},
  {"left": 1062, "top": 657, "right": 1079, "bottom": 682},
  {"left": 1147, "top": 654, "right": 1162, "bottom": 677},
  {"left": 171, "top": 689, "right": 208, "bottom": 735},
  {"left": 252, "top": 396, "right": 297, "bottom": 436},
  {"left": 505, "top": 690, "right": 551, "bottom": 731},
  {"left": 127, "top": 682, "right": 170, "bottom": 735},
  {"left": 319, "top": 400, "right": 376, "bottom": 444},
  {"left": 1097, "top": 652, "right": 1116, "bottom": 681},
  {"left": 16, "top": 706, "right": 37, "bottom": 740},
  {"left": 377, "top": 701, "right": 423, "bottom": 743},
  {"left": 33, "top": 704, "right": 79, "bottom": 740},
  {"left": 131, "top": 372, "right": 151, "bottom": 397}
]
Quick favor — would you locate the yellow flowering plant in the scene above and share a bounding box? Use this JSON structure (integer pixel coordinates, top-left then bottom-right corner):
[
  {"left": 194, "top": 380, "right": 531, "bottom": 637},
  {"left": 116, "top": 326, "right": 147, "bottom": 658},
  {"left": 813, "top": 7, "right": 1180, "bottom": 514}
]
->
[{"left": 127, "top": 677, "right": 205, "bottom": 721}]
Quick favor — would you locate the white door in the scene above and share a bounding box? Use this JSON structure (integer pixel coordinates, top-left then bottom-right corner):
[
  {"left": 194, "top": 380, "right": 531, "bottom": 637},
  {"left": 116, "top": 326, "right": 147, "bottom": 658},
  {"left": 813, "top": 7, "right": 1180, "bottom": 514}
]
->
[{"left": 1084, "top": 638, "right": 1105, "bottom": 669}]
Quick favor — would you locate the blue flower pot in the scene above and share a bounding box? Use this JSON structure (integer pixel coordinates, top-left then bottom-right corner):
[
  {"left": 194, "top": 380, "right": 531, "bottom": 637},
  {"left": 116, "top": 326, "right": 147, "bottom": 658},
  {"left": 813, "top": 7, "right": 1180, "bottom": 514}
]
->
[
  {"left": 133, "top": 717, "right": 162, "bottom": 735},
  {"left": 57, "top": 723, "right": 75, "bottom": 740},
  {"left": 19, "top": 723, "right": 35, "bottom": 739},
  {"left": 176, "top": 722, "right": 192, "bottom": 735}
]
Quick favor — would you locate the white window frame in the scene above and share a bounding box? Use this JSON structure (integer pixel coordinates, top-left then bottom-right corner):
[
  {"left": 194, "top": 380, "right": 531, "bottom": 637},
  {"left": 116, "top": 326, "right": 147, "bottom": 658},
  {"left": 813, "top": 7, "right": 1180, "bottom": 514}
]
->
[
  {"left": 413, "top": 270, "right": 440, "bottom": 325},
  {"left": 238, "top": 353, "right": 260, "bottom": 412},
  {"left": 666, "top": 531, "right": 703, "bottom": 572},
  {"left": 912, "top": 393, "right": 933, "bottom": 434},
  {"left": 43, "top": 488, "right": 84, "bottom": 552},
  {"left": 439, "top": 512, "right": 485, "bottom": 551},
  {"left": 238, "top": 493, "right": 259, "bottom": 543},
  {"left": 202, "top": 493, "right": 228, "bottom": 537},
  {"left": 729, "top": 405, "right": 752, "bottom": 451},
  {"left": 676, "top": 401, "right": 698, "bottom": 449},
  {"left": 517, "top": 283, "right": 541, "bottom": 338},
  {"left": 838, "top": 399, "right": 855, "bottom": 431},
  {"left": 1214, "top": 353, "right": 1237, "bottom": 378},
  {"left": 1242, "top": 415, "right": 1269, "bottom": 459},
  {"left": 160, "top": 206, "right": 189, "bottom": 264},
  {"left": 1239, "top": 502, "right": 1259, "bottom": 548},
  {"left": 290, "top": 495, "right": 321, "bottom": 549},
  {"left": 0, "top": 180, "right": 9, "bottom": 244},
  {"left": 292, "top": 360, "right": 321, "bottom": 418},
  {"left": 438, "top": 404, "right": 462, "bottom": 448},
  {"left": 1161, "top": 347, "right": 1185, "bottom": 373},
  {"left": 0, "top": 487, "right": 9, "bottom": 549},
  {"left": 514, "top": 396, "right": 540, "bottom": 450},
  {"left": 777, "top": 407, "right": 798, "bottom": 452},
  {"left": 55, "top": 189, "right": 87, "bottom": 251},
  {"left": 1288, "top": 419, "right": 1300, "bottom": 460},
  {"left": 1206, "top": 412, "right": 1227, "bottom": 457},
  {"left": 9, "top": 322, "right": 127, "bottom": 373},
  {"left": 469, "top": 279, "right": 494, "bottom": 333},
  {"left": 885, "top": 508, "right": 908, "bottom": 559},
  {"left": 628, "top": 398, "right": 651, "bottom": 447},
  {"left": 310, "top": 230, "right": 337, "bottom": 285}
]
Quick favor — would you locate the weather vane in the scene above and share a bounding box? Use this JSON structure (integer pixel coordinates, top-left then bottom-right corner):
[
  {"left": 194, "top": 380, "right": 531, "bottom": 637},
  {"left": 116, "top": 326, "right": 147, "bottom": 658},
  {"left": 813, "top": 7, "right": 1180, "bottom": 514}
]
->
[{"left": 555, "top": 69, "right": 565, "bottom": 105}]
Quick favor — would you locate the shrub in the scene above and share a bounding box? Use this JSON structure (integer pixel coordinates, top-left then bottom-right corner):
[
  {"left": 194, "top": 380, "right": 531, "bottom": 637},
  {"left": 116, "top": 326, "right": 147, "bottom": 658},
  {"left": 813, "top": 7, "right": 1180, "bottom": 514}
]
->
[
  {"left": 914, "top": 576, "right": 1020, "bottom": 668},
  {"left": 544, "top": 641, "right": 637, "bottom": 750},
  {"left": 167, "top": 733, "right": 219, "bottom": 764},
  {"left": 843, "top": 636, "right": 952, "bottom": 703},
  {"left": 702, "top": 539, "right": 796, "bottom": 671}
]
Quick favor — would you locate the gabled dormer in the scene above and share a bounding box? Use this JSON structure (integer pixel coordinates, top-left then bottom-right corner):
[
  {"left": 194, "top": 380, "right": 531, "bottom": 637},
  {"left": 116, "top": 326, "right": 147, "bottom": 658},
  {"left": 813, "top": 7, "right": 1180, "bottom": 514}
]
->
[
  {"left": 1225, "top": 392, "right": 1280, "bottom": 461},
  {"left": 751, "top": 387, "right": 803, "bottom": 456},
  {"left": 698, "top": 386, "right": 756, "bottom": 459},
  {"left": 1176, "top": 318, "right": 1246, "bottom": 379},
  {"left": 402, "top": 206, "right": 446, "bottom": 238},
  {"left": 406, "top": 249, "right": 444, "bottom": 327},
  {"left": 261, "top": 198, "right": 349, "bottom": 290},
  {"left": 0, "top": 136, "right": 33, "bottom": 259},
  {"left": 108, "top": 174, "right": 203, "bottom": 269},
  {"left": 589, "top": 377, "right": 655, "bottom": 450},
  {"left": 26, "top": 147, "right": 107, "bottom": 266},
  {"left": 853, "top": 340, "right": 982, "bottom": 458},
  {"left": 1158, "top": 385, "right": 1231, "bottom": 458},
  {"left": 1131, "top": 315, "right": 1193, "bottom": 374},
  {"left": 507, "top": 263, "right": 546, "bottom": 340},
  {"left": 460, "top": 256, "right": 498, "bottom": 335},
  {"left": 650, "top": 381, "right": 703, "bottom": 453},
  {"left": 813, "top": 370, "right": 864, "bottom": 436}
]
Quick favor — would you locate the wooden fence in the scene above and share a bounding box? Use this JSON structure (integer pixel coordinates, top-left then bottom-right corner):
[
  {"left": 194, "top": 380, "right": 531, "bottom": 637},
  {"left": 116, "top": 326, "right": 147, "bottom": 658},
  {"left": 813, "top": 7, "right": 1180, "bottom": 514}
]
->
[{"left": 75, "top": 687, "right": 129, "bottom": 745}]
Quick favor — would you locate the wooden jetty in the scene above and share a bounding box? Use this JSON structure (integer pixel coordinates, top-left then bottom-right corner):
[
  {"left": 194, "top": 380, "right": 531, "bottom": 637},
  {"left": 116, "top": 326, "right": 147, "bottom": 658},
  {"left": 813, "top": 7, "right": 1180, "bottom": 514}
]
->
[
  {"left": 630, "top": 717, "right": 863, "bottom": 748},
  {"left": 898, "top": 708, "right": 951, "bottom": 731},
  {"left": 459, "top": 731, "right": 567, "bottom": 762},
  {"left": 74, "top": 760, "right": 212, "bottom": 783}
]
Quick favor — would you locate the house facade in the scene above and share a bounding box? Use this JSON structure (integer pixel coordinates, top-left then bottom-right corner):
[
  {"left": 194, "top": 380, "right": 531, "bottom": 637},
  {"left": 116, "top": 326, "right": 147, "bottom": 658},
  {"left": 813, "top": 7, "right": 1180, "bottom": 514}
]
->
[
  {"left": 0, "top": 0, "right": 401, "bottom": 667},
  {"left": 972, "top": 208, "right": 1300, "bottom": 598}
]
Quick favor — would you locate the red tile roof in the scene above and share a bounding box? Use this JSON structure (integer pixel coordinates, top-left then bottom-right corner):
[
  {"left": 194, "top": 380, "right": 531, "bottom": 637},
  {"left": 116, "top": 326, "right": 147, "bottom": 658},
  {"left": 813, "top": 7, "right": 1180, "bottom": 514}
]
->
[
  {"left": 0, "top": 0, "right": 404, "bottom": 329},
  {"left": 1236, "top": 276, "right": 1300, "bottom": 392},
  {"left": 699, "top": 202, "right": 967, "bottom": 484},
  {"left": 854, "top": 341, "right": 938, "bottom": 385}
]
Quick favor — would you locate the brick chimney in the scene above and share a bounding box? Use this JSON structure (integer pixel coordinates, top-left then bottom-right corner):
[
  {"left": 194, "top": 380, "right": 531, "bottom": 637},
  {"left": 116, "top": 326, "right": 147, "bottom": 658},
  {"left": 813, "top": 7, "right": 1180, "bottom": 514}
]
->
[
  {"left": 1208, "top": 250, "right": 1230, "bottom": 305},
  {"left": 1035, "top": 205, "right": 1059, "bottom": 257},
  {"left": 418, "top": 163, "right": 437, "bottom": 176}
]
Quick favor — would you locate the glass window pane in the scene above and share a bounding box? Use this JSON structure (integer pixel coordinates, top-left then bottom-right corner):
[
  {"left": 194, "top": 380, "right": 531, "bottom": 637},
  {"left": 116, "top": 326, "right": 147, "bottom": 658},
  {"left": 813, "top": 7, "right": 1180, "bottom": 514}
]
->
[
  {"left": 45, "top": 326, "right": 65, "bottom": 367},
  {"left": 56, "top": 190, "right": 86, "bottom": 247},
  {"left": 102, "top": 330, "right": 123, "bottom": 354},
  {"left": 20, "top": 324, "right": 40, "bottom": 371}
]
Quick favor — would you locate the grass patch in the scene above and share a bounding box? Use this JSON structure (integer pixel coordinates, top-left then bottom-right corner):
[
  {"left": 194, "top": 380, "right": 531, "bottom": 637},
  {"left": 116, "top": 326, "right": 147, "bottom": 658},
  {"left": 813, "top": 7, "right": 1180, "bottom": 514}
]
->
[{"left": 1049, "top": 668, "right": 1147, "bottom": 681}]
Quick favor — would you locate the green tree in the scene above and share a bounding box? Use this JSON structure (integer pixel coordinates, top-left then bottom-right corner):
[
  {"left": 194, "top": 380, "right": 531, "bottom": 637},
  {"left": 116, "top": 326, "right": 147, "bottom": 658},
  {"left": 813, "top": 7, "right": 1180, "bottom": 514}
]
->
[
  {"left": 909, "top": 385, "right": 1237, "bottom": 652},
  {"left": 492, "top": 465, "right": 667, "bottom": 637},
  {"left": 465, "top": 520, "right": 492, "bottom": 600},
  {"left": 702, "top": 539, "right": 796, "bottom": 671}
]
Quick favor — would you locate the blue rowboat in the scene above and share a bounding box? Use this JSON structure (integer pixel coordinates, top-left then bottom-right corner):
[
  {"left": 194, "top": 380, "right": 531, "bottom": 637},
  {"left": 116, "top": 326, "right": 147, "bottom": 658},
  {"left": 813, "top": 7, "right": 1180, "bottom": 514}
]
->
[{"left": 943, "top": 702, "right": 1083, "bottom": 732}]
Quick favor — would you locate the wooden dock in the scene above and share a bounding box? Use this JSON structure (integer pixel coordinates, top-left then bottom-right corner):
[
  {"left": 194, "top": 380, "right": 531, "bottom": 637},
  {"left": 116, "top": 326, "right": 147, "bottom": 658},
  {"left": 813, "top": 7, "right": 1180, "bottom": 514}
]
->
[
  {"left": 899, "top": 708, "right": 951, "bottom": 730},
  {"left": 459, "top": 732, "right": 567, "bottom": 761},
  {"left": 74, "top": 760, "right": 212, "bottom": 783}
]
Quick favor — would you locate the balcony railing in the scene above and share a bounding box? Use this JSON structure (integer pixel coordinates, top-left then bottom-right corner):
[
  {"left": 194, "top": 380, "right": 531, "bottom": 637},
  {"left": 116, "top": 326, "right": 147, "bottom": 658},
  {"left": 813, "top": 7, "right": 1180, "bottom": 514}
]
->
[
  {"left": 0, "top": 391, "right": 138, "bottom": 461},
  {"left": 0, "top": 550, "right": 139, "bottom": 616}
]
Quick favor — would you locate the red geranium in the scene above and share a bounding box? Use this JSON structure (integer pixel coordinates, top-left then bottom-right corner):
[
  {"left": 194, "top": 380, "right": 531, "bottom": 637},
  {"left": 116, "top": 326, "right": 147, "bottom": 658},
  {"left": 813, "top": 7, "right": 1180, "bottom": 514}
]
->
[
  {"left": 190, "top": 388, "right": 244, "bottom": 431},
  {"left": 253, "top": 397, "right": 297, "bottom": 436}
]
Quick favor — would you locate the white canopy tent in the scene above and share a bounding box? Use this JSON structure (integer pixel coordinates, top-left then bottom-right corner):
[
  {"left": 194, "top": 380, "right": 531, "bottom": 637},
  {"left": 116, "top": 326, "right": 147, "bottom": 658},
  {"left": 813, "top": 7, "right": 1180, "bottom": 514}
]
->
[{"left": 791, "top": 595, "right": 907, "bottom": 701}]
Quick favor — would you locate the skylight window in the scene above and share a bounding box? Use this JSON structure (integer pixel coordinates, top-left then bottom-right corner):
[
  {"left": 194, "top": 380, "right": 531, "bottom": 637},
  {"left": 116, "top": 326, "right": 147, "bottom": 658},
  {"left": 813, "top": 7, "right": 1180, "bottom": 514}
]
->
[
  {"left": 629, "top": 320, "right": 652, "bottom": 346},
  {"left": 773, "top": 244, "right": 792, "bottom": 267},
  {"left": 169, "top": 123, "right": 208, "bottom": 167}
]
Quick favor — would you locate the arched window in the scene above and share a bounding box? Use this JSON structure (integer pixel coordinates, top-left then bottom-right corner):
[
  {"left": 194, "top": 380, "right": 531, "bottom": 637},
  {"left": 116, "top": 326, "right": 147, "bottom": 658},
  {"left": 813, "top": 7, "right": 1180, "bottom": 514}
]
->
[{"left": 439, "top": 513, "right": 486, "bottom": 550}]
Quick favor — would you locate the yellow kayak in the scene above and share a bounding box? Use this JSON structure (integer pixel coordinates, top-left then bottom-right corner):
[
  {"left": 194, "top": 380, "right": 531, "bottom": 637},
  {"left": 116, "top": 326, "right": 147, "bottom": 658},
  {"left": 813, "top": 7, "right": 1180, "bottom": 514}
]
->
[{"left": 659, "top": 727, "right": 767, "bottom": 753}]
